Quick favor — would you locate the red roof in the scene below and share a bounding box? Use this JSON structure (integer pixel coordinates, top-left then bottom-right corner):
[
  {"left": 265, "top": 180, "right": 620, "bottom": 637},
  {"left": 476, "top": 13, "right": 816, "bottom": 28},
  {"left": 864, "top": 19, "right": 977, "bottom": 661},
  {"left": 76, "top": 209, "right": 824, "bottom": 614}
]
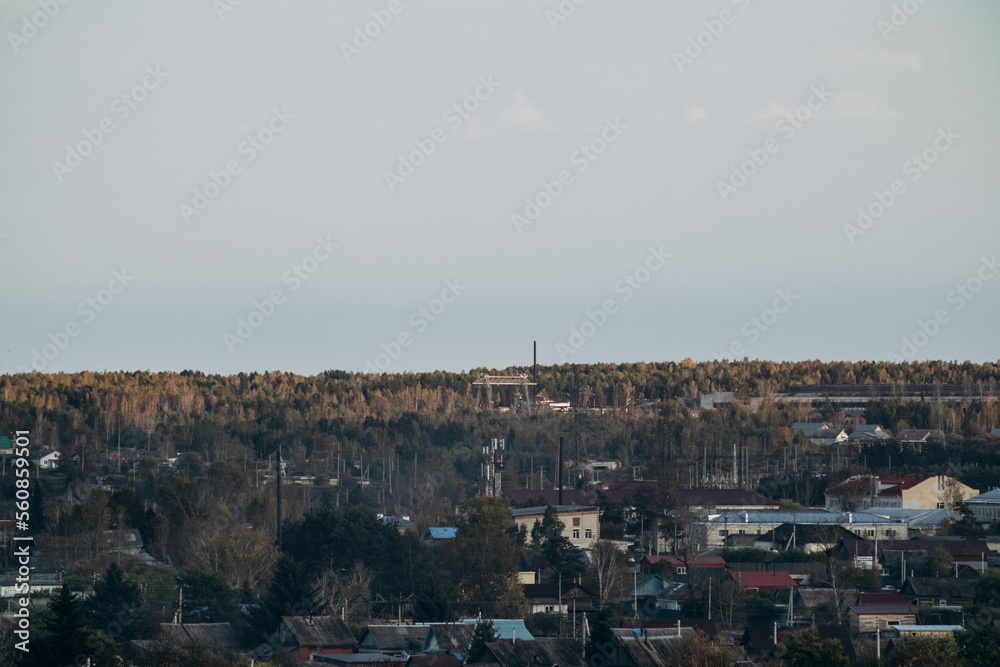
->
[{"left": 734, "top": 571, "right": 797, "bottom": 591}]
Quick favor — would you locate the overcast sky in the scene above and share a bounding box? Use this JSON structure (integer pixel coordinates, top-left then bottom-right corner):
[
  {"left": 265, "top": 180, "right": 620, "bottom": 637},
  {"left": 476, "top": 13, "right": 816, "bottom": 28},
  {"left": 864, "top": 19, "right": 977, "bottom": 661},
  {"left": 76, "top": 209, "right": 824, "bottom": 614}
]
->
[{"left": 1, "top": 1, "right": 998, "bottom": 376}]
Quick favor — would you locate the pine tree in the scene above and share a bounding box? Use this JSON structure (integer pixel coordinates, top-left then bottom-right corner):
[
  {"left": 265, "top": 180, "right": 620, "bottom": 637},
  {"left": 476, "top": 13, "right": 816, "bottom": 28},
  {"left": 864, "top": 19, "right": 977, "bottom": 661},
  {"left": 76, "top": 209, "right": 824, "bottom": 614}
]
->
[
  {"left": 464, "top": 619, "right": 496, "bottom": 665},
  {"left": 83, "top": 563, "right": 152, "bottom": 642},
  {"left": 36, "top": 583, "right": 89, "bottom": 667}
]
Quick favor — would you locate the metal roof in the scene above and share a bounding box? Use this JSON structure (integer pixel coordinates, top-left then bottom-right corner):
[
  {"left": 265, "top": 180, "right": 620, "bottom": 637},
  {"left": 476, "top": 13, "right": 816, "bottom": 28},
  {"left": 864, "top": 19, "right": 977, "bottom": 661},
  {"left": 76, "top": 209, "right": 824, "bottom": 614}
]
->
[
  {"left": 428, "top": 527, "right": 457, "bottom": 539},
  {"left": 458, "top": 619, "right": 534, "bottom": 642},
  {"left": 700, "top": 510, "right": 899, "bottom": 525},
  {"left": 893, "top": 625, "right": 963, "bottom": 632}
]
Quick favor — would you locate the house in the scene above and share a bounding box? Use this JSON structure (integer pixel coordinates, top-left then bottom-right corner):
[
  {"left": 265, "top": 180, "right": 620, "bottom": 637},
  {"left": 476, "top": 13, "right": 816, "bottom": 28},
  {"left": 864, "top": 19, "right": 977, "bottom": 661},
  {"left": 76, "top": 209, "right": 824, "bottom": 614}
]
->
[
  {"left": 754, "top": 523, "right": 860, "bottom": 553},
  {"left": 511, "top": 505, "right": 599, "bottom": 551},
  {"left": 466, "top": 638, "right": 585, "bottom": 667},
  {"left": 425, "top": 527, "right": 457, "bottom": 542},
  {"left": 639, "top": 554, "right": 726, "bottom": 576},
  {"left": 621, "top": 617, "right": 718, "bottom": 639},
  {"left": 105, "top": 528, "right": 145, "bottom": 556},
  {"left": 358, "top": 626, "right": 429, "bottom": 657},
  {"left": 678, "top": 487, "right": 779, "bottom": 512},
  {"left": 833, "top": 538, "right": 991, "bottom": 574},
  {"left": 811, "top": 428, "right": 849, "bottom": 446},
  {"left": 313, "top": 655, "right": 406, "bottom": 666},
  {"left": 888, "top": 625, "right": 963, "bottom": 639},
  {"left": 407, "top": 655, "right": 461, "bottom": 667},
  {"left": 380, "top": 515, "right": 416, "bottom": 534},
  {"left": 866, "top": 508, "right": 960, "bottom": 536},
  {"left": 693, "top": 510, "right": 906, "bottom": 548},
  {"left": 276, "top": 615, "right": 357, "bottom": 660},
  {"left": 630, "top": 574, "right": 672, "bottom": 597},
  {"left": 700, "top": 392, "right": 735, "bottom": 409},
  {"left": 35, "top": 449, "right": 61, "bottom": 469},
  {"left": 896, "top": 429, "right": 934, "bottom": 444},
  {"left": 964, "top": 488, "right": 1000, "bottom": 523},
  {"left": 522, "top": 582, "right": 592, "bottom": 615},
  {"left": 791, "top": 422, "right": 832, "bottom": 436},
  {"left": 850, "top": 425, "right": 892, "bottom": 441},
  {"left": 733, "top": 570, "right": 797, "bottom": 594},
  {"left": 421, "top": 624, "right": 476, "bottom": 660},
  {"left": 825, "top": 474, "right": 978, "bottom": 512},
  {"left": 901, "top": 578, "right": 975, "bottom": 609},
  {"left": 456, "top": 619, "right": 534, "bottom": 643},
  {"left": 604, "top": 628, "right": 695, "bottom": 667},
  {"left": 848, "top": 602, "right": 917, "bottom": 634},
  {"left": 154, "top": 622, "right": 243, "bottom": 652}
]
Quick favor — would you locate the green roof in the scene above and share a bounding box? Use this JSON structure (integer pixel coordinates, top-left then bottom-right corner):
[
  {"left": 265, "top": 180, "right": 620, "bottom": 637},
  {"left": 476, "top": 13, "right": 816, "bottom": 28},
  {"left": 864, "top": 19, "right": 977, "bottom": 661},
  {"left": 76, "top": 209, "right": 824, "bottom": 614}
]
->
[{"left": 0, "top": 436, "right": 11, "bottom": 450}]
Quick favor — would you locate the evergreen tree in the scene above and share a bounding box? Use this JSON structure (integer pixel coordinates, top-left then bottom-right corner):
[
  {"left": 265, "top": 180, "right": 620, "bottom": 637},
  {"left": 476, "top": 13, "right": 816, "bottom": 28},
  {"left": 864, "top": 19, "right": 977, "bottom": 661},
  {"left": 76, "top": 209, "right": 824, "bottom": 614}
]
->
[
  {"left": 35, "top": 583, "right": 90, "bottom": 667},
  {"left": 464, "top": 619, "right": 496, "bottom": 665},
  {"left": 83, "top": 562, "right": 152, "bottom": 642}
]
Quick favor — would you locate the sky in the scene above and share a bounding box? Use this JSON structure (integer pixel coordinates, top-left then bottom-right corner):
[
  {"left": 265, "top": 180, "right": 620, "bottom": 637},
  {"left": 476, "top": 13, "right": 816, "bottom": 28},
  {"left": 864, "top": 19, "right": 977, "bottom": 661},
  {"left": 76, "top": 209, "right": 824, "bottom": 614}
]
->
[{"left": 1, "top": 1, "right": 998, "bottom": 376}]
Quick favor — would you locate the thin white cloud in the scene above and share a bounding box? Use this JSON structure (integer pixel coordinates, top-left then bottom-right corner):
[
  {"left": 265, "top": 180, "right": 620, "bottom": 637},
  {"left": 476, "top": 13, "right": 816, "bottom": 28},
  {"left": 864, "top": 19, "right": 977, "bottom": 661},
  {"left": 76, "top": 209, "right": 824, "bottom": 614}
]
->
[
  {"left": 832, "top": 91, "right": 898, "bottom": 119},
  {"left": 685, "top": 104, "right": 707, "bottom": 122},
  {"left": 881, "top": 52, "right": 924, "bottom": 72}
]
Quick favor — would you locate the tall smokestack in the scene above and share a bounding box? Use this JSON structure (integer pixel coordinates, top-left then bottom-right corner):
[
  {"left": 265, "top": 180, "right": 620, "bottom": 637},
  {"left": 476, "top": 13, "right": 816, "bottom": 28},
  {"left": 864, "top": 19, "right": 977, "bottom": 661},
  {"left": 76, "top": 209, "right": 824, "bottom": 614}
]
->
[
  {"left": 558, "top": 437, "right": 564, "bottom": 505},
  {"left": 533, "top": 341, "right": 537, "bottom": 387}
]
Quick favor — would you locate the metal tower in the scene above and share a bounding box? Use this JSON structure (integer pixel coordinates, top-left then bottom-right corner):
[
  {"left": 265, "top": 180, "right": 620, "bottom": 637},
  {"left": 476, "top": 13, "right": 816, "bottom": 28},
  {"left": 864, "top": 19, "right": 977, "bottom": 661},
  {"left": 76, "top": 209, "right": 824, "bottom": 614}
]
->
[{"left": 482, "top": 437, "right": 504, "bottom": 496}]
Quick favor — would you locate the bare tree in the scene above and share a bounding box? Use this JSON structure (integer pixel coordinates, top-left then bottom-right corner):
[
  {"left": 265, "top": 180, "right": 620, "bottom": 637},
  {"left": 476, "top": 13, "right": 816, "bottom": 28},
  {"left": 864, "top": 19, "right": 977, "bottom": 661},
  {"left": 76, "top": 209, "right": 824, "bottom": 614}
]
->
[{"left": 589, "top": 540, "right": 628, "bottom": 607}]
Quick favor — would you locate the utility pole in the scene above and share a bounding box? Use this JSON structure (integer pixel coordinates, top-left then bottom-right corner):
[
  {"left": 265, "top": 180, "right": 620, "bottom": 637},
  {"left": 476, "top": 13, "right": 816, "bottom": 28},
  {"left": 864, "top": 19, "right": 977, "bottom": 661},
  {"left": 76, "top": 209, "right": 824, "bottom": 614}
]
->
[{"left": 275, "top": 443, "right": 283, "bottom": 547}]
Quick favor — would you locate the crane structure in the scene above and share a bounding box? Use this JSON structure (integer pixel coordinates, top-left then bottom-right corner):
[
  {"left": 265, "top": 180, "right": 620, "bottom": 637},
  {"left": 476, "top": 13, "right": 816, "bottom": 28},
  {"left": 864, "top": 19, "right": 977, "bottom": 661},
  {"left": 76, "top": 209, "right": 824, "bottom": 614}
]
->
[{"left": 472, "top": 373, "right": 536, "bottom": 414}]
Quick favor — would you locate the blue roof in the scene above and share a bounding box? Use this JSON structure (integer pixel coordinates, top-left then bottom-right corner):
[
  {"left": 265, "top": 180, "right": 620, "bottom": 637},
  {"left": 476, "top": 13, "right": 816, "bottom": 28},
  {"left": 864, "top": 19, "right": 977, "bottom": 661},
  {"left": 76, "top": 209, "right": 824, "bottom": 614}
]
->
[
  {"left": 459, "top": 619, "right": 534, "bottom": 641},
  {"left": 429, "top": 527, "right": 458, "bottom": 539}
]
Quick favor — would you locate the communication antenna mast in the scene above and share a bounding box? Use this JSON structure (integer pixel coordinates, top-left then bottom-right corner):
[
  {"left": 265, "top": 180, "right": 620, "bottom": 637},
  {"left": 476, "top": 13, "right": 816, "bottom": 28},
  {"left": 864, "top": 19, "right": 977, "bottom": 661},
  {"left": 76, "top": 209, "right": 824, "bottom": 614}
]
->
[{"left": 482, "top": 438, "right": 505, "bottom": 496}]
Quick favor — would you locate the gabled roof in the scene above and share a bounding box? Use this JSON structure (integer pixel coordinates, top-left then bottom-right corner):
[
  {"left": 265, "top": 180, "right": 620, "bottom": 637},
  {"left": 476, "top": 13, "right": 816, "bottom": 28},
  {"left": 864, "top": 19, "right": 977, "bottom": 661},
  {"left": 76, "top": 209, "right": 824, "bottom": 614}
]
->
[
  {"left": 423, "top": 624, "right": 475, "bottom": 654},
  {"left": 966, "top": 489, "right": 1000, "bottom": 505},
  {"left": 902, "top": 577, "right": 975, "bottom": 600},
  {"left": 475, "top": 637, "right": 585, "bottom": 667},
  {"left": 611, "top": 628, "right": 693, "bottom": 667},
  {"left": 791, "top": 422, "right": 832, "bottom": 434},
  {"left": 896, "top": 429, "right": 932, "bottom": 441},
  {"left": 157, "top": 623, "right": 242, "bottom": 650},
  {"left": 621, "top": 618, "right": 718, "bottom": 639},
  {"left": 678, "top": 487, "right": 777, "bottom": 507},
  {"left": 756, "top": 523, "right": 859, "bottom": 546},
  {"left": 591, "top": 480, "right": 659, "bottom": 504},
  {"left": 849, "top": 602, "right": 915, "bottom": 616},
  {"left": 458, "top": 619, "right": 534, "bottom": 642},
  {"left": 407, "top": 655, "right": 461, "bottom": 667},
  {"left": 427, "top": 527, "right": 457, "bottom": 540},
  {"left": 360, "top": 625, "right": 429, "bottom": 652},
  {"left": 858, "top": 592, "right": 908, "bottom": 606},
  {"left": 733, "top": 571, "right": 797, "bottom": 591},
  {"left": 281, "top": 615, "right": 356, "bottom": 648}
]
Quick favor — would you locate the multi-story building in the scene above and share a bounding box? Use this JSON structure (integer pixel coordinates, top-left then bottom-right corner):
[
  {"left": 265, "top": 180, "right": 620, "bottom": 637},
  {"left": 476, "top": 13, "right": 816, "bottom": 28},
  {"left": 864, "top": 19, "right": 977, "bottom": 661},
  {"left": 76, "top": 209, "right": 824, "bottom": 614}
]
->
[
  {"left": 825, "top": 474, "right": 978, "bottom": 511},
  {"left": 512, "top": 505, "right": 600, "bottom": 551},
  {"left": 692, "top": 510, "right": 906, "bottom": 549}
]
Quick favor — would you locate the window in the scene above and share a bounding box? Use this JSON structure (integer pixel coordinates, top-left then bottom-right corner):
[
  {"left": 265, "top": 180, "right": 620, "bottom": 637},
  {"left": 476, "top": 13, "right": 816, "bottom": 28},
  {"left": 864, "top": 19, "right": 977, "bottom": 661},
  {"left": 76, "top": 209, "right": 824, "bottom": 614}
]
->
[
  {"left": 937, "top": 502, "right": 945, "bottom": 509},
  {"left": 573, "top": 529, "right": 580, "bottom": 539},
  {"left": 585, "top": 529, "right": 593, "bottom": 539},
  {"left": 676, "top": 567, "right": 687, "bottom": 575},
  {"left": 868, "top": 530, "right": 875, "bottom": 537},
  {"left": 572, "top": 518, "right": 581, "bottom": 527},
  {"left": 887, "top": 621, "right": 900, "bottom": 626},
  {"left": 545, "top": 606, "right": 554, "bottom": 613},
  {"left": 738, "top": 529, "right": 746, "bottom": 535},
  {"left": 939, "top": 599, "right": 947, "bottom": 607},
  {"left": 719, "top": 530, "right": 728, "bottom": 537}
]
